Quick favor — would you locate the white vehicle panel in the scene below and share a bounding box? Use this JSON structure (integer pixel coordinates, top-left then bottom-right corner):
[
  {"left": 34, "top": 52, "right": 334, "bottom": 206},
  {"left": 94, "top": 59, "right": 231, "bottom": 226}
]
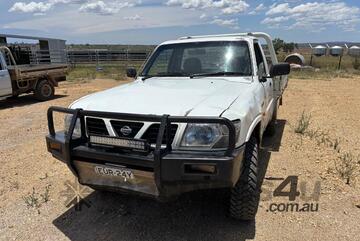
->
[
  {"left": 0, "top": 53, "right": 12, "bottom": 98},
  {"left": 71, "top": 77, "right": 255, "bottom": 117}
]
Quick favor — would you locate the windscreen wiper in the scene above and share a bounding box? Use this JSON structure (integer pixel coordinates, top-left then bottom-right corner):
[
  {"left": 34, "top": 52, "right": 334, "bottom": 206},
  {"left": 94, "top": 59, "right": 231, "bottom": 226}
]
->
[
  {"left": 142, "top": 75, "right": 155, "bottom": 80},
  {"left": 142, "top": 72, "right": 187, "bottom": 80},
  {"left": 190, "top": 71, "right": 248, "bottom": 78}
]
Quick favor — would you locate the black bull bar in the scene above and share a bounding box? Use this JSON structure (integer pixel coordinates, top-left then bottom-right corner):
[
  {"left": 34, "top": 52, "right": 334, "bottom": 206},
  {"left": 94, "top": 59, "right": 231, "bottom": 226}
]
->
[{"left": 46, "top": 106, "right": 237, "bottom": 196}]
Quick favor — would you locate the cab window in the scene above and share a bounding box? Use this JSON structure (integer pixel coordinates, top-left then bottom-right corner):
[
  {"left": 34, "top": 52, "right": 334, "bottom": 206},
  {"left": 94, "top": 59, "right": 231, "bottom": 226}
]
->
[
  {"left": 147, "top": 49, "right": 174, "bottom": 76},
  {"left": 254, "top": 43, "right": 266, "bottom": 77}
]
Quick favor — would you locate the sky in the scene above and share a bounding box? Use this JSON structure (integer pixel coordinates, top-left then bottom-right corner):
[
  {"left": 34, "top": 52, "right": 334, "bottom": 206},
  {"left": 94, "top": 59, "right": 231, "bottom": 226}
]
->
[{"left": 1, "top": 0, "right": 360, "bottom": 44}]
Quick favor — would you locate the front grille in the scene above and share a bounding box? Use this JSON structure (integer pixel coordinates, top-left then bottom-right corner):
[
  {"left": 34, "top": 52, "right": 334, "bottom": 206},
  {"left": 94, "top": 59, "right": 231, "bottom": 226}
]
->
[
  {"left": 86, "top": 117, "right": 109, "bottom": 136},
  {"left": 86, "top": 118, "right": 178, "bottom": 145},
  {"left": 141, "top": 124, "right": 178, "bottom": 144},
  {"left": 110, "top": 120, "right": 144, "bottom": 138}
]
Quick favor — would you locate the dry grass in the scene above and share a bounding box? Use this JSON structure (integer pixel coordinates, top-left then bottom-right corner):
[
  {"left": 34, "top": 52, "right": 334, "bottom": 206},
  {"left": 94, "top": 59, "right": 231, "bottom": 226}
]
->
[
  {"left": 294, "top": 111, "right": 311, "bottom": 134},
  {"left": 293, "top": 109, "right": 359, "bottom": 185},
  {"left": 278, "top": 51, "right": 360, "bottom": 80},
  {"left": 289, "top": 68, "right": 360, "bottom": 80},
  {"left": 23, "top": 185, "right": 51, "bottom": 209},
  {"left": 68, "top": 62, "right": 143, "bottom": 82},
  {"left": 335, "top": 152, "right": 359, "bottom": 185}
]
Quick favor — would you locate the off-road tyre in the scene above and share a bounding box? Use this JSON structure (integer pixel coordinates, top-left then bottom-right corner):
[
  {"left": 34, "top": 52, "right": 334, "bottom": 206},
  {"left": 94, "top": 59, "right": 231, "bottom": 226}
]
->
[
  {"left": 229, "top": 136, "right": 260, "bottom": 220},
  {"left": 34, "top": 79, "right": 55, "bottom": 101}
]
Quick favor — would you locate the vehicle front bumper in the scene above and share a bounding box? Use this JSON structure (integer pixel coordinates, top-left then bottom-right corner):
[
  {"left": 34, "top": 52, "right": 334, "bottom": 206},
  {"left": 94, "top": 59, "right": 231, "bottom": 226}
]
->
[{"left": 46, "top": 107, "right": 244, "bottom": 199}]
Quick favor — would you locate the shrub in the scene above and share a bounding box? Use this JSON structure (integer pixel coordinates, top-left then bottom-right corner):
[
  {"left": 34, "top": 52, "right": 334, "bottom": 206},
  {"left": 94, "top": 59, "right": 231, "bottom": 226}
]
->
[{"left": 294, "top": 111, "right": 311, "bottom": 134}]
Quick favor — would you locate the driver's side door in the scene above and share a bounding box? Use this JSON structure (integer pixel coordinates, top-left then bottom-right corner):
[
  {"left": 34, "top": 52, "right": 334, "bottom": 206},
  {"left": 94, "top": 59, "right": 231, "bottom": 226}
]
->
[{"left": 254, "top": 42, "right": 273, "bottom": 126}]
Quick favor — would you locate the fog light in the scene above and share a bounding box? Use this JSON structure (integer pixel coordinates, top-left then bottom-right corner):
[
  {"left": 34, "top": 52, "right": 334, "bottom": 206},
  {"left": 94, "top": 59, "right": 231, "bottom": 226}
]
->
[{"left": 49, "top": 142, "right": 62, "bottom": 152}]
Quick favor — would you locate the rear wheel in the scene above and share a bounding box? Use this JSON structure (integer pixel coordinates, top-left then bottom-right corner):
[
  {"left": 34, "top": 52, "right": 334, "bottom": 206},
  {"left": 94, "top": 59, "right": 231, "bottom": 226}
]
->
[
  {"left": 34, "top": 80, "right": 54, "bottom": 101},
  {"left": 229, "top": 136, "right": 260, "bottom": 220}
]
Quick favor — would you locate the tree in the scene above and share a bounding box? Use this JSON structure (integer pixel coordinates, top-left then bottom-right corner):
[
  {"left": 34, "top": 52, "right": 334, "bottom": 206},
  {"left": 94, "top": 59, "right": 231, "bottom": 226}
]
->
[
  {"left": 272, "top": 38, "right": 298, "bottom": 54},
  {"left": 283, "top": 42, "right": 296, "bottom": 53},
  {"left": 273, "top": 38, "right": 285, "bottom": 54}
]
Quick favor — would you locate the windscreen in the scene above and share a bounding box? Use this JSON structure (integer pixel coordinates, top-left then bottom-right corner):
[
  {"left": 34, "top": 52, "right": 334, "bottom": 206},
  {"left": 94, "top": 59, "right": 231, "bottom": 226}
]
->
[{"left": 141, "top": 41, "right": 252, "bottom": 77}]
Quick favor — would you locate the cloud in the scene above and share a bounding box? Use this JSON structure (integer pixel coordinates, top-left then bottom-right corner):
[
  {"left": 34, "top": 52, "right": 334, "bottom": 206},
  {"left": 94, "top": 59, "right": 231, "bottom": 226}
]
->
[
  {"left": 79, "top": 1, "right": 139, "bottom": 15},
  {"left": 266, "top": 3, "right": 289, "bottom": 15},
  {"left": 211, "top": 17, "right": 238, "bottom": 28},
  {"left": 8, "top": 0, "right": 83, "bottom": 14},
  {"left": 123, "top": 14, "right": 141, "bottom": 20},
  {"left": 9, "top": 2, "right": 52, "bottom": 13},
  {"left": 254, "top": 3, "right": 266, "bottom": 12},
  {"left": 4, "top": 6, "right": 202, "bottom": 35},
  {"left": 263, "top": 2, "right": 360, "bottom": 31},
  {"left": 261, "top": 16, "right": 289, "bottom": 25},
  {"left": 249, "top": 3, "right": 266, "bottom": 15},
  {"left": 166, "top": 0, "right": 249, "bottom": 14},
  {"left": 79, "top": 1, "right": 118, "bottom": 15},
  {"left": 9, "top": 0, "right": 139, "bottom": 15},
  {"left": 33, "top": 12, "right": 47, "bottom": 16}
]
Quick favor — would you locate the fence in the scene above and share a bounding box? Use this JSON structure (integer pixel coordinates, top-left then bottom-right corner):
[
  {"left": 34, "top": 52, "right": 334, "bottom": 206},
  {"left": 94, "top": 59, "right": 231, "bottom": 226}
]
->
[
  {"left": 3, "top": 47, "right": 152, "bottom": 66},
  {"left": 67, "top": 50, "right": 151, "bottom": 65}
]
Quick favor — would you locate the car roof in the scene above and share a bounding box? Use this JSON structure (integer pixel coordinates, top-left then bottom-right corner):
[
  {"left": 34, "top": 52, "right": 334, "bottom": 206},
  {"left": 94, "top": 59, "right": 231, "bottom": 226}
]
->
[{"left": 159, "top": 36, "right": 256, "bottom": 46}]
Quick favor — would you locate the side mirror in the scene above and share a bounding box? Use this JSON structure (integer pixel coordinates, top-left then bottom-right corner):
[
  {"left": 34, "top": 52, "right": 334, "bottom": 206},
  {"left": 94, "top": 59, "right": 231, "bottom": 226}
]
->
[
  {"left": 126, "top": 68, "right": 137, "bottom": 78},
  {"left": 270, "top": 63, "right": 290, "bottom": 77}
]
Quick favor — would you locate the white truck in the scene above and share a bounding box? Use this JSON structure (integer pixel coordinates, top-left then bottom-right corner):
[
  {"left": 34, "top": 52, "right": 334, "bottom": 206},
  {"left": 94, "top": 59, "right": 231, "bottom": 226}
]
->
[
  {"left": 0, "top": 46, "right": 68, "bottom": 101},
  {"left": 46, "top": 32, "right": 289, "bottom": 220}
]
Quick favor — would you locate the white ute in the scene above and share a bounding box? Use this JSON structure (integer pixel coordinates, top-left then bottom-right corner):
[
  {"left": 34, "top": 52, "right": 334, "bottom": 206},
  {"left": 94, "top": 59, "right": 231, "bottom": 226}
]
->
[
  {"left": 0, "top": 46, "right": 68, "bottom": 101},
  {"left": 46, "top": 32, "right": 290, "bottom": 220}
]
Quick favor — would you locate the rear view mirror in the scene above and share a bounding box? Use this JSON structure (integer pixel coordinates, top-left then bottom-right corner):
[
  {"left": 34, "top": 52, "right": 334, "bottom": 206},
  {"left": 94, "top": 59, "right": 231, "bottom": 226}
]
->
[
  {"left": 270, "top": 63, "right": 290, "bottom": 77},
  {"left": 126, "top": 68, "right": 137, "bottom": 78}
]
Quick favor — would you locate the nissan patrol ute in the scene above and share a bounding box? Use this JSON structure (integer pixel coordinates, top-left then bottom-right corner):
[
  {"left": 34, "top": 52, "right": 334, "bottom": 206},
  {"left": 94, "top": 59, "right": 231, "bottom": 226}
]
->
[{"left": 46, "top": 32, "right": 290, "bottom": 220}]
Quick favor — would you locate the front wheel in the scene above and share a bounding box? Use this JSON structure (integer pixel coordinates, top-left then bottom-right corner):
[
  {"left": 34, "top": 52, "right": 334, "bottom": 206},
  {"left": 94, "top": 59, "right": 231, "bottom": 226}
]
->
[
  {"left": 34, "top": 80, "right": 55, "bottom": 101},
  {"left": 229, "top": 136, "right": 260, "bottom": 220}
]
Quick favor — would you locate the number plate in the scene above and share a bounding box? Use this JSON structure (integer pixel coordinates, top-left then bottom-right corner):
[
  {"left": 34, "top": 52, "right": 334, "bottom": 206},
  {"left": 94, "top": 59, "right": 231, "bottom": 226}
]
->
[{"left": 94, "top": 165, "right": 134, "bottom": 180}]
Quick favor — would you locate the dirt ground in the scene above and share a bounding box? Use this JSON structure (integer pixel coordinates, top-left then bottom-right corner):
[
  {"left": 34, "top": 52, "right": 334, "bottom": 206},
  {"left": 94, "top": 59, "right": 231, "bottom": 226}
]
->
[{"left": 0, "top": 77, "right": 359, "bottom": 241}]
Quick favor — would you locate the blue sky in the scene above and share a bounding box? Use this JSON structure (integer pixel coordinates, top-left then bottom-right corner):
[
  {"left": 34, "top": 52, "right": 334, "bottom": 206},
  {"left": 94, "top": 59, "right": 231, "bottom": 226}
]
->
[{"left": 1, "top": 0, "right": 360, "bottom": 44}]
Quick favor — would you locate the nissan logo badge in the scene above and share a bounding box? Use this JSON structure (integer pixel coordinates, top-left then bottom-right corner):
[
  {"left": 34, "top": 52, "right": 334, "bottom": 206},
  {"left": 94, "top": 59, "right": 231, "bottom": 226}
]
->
[{"left": 120, "top": 126, "right": 132, "bottom": 136}]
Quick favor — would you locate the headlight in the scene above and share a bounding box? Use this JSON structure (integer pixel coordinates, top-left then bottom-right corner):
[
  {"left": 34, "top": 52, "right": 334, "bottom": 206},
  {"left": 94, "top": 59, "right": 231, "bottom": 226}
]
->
[
  {"left": 64, "top": 114, "right": 81, "bottom": 138},
  {"left": 180, "top": 121, "right": 240, "bottom": 149}
]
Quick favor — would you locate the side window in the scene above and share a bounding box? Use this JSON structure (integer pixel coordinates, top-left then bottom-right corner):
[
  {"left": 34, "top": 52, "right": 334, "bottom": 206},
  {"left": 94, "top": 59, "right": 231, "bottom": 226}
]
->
[
  {"left": 147, "top": 49, "right": 173, "bottom": 75},
  {"left": 254, "top": 43, "right": 266, "bottom": 77}
]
